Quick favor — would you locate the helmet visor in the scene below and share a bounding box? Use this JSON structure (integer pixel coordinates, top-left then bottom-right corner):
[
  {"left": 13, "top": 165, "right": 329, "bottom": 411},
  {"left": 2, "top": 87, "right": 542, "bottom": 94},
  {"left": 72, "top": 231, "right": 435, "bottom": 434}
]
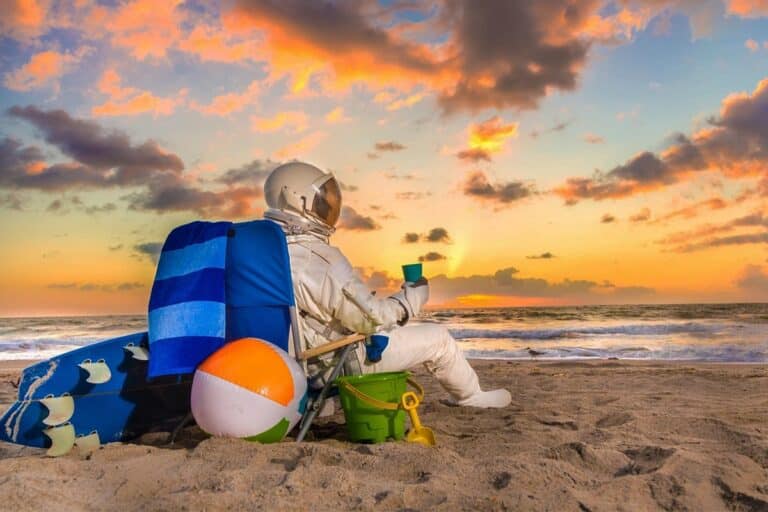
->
[{"left": 311, "top": 176, "right": 342, "bottom": 227}]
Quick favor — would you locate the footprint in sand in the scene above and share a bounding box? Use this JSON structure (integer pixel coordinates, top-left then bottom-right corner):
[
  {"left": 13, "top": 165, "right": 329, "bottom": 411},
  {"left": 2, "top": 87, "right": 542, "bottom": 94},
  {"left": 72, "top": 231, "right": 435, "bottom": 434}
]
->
[
  {"left": 615, "top": 446, "right": 675, "bottom": 477},
  {"left": 596, "top": 412, "right": 634, "bottom": 428}
]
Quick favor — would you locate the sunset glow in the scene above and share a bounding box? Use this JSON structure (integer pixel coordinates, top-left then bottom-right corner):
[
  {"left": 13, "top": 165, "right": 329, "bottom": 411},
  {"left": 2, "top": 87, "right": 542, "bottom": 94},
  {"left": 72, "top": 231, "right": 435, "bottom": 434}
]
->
[{"left": 0, "top": 0, "right": 767, "bottom": 316}]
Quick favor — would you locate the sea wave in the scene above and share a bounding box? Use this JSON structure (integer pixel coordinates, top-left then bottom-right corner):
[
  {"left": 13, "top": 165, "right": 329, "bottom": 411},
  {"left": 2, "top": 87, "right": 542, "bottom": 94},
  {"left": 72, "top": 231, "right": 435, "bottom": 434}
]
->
[
  {"left": 449, "top": 322, "right": 723, "bottom": 341},
  {"left": 463, "top": 342, "right": 768, "bottom": 362}
]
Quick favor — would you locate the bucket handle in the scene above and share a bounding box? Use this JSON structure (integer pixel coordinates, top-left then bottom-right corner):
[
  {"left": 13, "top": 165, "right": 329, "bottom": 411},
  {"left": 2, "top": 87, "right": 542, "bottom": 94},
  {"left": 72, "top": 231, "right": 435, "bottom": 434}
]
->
[{"left": 338, "top": 377, "right": 424, "bottom": 411}]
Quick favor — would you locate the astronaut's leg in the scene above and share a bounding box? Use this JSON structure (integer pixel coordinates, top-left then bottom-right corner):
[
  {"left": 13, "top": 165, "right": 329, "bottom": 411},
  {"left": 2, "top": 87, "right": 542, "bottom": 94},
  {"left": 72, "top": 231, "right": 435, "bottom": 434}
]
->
[{"left": 360, "top": 324, "right": 511, "bottom": 408}]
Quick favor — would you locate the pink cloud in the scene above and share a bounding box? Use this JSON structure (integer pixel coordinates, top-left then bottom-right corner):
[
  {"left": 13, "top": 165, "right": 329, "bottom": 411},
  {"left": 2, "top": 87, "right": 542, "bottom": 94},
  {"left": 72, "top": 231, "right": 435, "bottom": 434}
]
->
[
  {"left": 252, "top": 111, "right": 309, "bottom": 134},
  {"left": 92, "top": 69, "right": 186, "bottom": 117},
  {"left": 3, "top": 49, "right": 84, "bottom": 92},
  {"left": 191, "top": 81, "right": 260, "bottom": 117}
]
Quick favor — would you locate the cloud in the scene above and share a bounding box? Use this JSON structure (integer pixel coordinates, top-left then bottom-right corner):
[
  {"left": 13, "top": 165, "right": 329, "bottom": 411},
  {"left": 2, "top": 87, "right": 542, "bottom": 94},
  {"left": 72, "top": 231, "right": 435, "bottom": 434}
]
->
[
  {"left": 0, "top": 107, "right": 274, "bottom": 218},
  {"left": 526, "top": 252, "right": 555, "bottom": 259},
  {"left": 584, "top": 133, "right": 605, "bottom": 144},
  {"left": 428, "top": 266, "right": 655, "bottom": 305},
  {"left": 555, "top": 77, "right": 768, "bottom": 204},
  {"left": 47, "top": 281, "right": 146, "bottom": 292},
  {"left": 337, "top": 206, "right": 380, "bottom": 231},
  {"left": 457, "top": 116, "right": 517, "bottom": 162},
  {"left": 403, "top": 232, "right": 420, "bottom": 244},
  {"left": 601, "top": 213, "right": 616, "bottom": 223},
  {"left": 726, "top": 0, "right": 768, "bottom": 18},
  {"left": 424, "top": 227, "right": 451, "bottom": 243},
  {"left": 46, "top": 199, "right": 64, "bottom": 212},
  {"left": 92, "top": 69, "right": 187, "bottom": 117},
  {"left": 374, "top": 141, "right": 406, "bottom": 152},
  {"left": 324, "top": 107, "right": 350, "bottom": 124},
  {"left": 629, "top": 207, "right": 652, "bottom": 223},
  {"left": 2, "top": 107, "right": 183, "bottom": 191},
  {"left": 109, "top": 244, "right": 123, "bottom": 251},
  {"left": 88, "top": 0, "right": 184, "bottom": 61},
  {"left": 530, "top": 120, "right": 571, "bottom": 138},
  {"left": 354, "top": 266, "right": 399, "bottom": 294},
  {"left": 462, "top": 170, "right": 536, "bottom": 205},
  {"left": 191, "top": 80, "right": 260, "bottom": 116},
  {"left": 745, "top": 39, "right": 760, "bottom": 51},
  {"left": 216, "top": 159, "right": 277, "bottom": 186},
  {"left": 386, "top": 92, "right": 425, "bottom": 112},
  {"left": 456, "top": 148, "right": 491, "bottom": 163},
  {"left": 252, "top": 111, "right": 308, "bottom": 134},
  {"left": 657, "top": 210, "right": 768, "bottom": 251},
  {"left": 274, "top": 130, "right": 327, "bottom": 159},
  {"left": 0, "top": 0, "right": 49, "bottom": 42},
  {"left": 396, "top": 191, "right": 431, "bottom": 200},
  {"left": 650, "top": 197, "right": 727, "bottom": 224},
  {"left": 735, "top": 264, "right": 768, "bottom": 294},
  {"left": 402, "top": 227, "right": 452, "bottom": 244},
  {"left": 177, "top": 24, "right": 262, "bottom": 63},
  {"left": 84, "top": 202, "right": 117, "bottom": 215},
  {"left": 0, "top": 193, "right": 22, "bottom": 210},
  {"left": 224, "top": 1, "right": 650, "bottom": 113},
  {"left": 133, "top": 242, "right": 162, "bottom": 263},
  {"left": 3, "top": 49, "right": 85, "bottom": 92},
  {"left": 418, "top": 251, "right": 447, "bottom": 262},
  {"left": 671, "top": 232, "right": 768, "bottom": 253},
  {"left": 126, "top": 182, "right": 263, "bottom": 218}
]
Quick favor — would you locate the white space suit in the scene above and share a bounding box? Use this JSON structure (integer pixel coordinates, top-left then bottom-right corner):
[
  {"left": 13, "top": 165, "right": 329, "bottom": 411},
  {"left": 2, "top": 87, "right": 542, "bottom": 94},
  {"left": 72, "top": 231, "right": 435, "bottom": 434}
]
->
[{"left": 263, "top": 162, "right": 511, "bottom": 408}]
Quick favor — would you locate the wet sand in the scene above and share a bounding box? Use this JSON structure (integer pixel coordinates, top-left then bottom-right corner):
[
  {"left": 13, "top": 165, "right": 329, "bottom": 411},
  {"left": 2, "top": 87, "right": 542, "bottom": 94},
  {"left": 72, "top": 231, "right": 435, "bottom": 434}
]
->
[{"left": 0, "top": 359, "right": 766, "bottom": 511}]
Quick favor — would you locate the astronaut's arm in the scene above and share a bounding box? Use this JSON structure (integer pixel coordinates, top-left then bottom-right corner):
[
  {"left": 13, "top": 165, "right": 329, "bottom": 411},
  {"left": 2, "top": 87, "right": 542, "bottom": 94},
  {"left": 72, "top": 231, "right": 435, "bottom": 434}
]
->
[{"left": 335, "top": 277, "right": 407, "bottom": 334}]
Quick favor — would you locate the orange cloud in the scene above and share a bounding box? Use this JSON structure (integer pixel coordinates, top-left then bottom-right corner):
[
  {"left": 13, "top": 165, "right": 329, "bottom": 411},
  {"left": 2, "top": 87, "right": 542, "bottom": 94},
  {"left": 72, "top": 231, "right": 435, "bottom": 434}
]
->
[
  {"left": 651, "top": 198, "right": 728, "bottom": 224},
  {"left": 275, "top": 130, "right": 327, "bottom": 159},
  {"left": 3, "top": 49, "right": 82, "bottom": 91},
  {"left": 324, "top": 107, "right": 350, "bottom": 124},
  {"left": 252, "top": 111, "right": 308, "bottom": 133},
  {"left": 579, "top": 7, "right": 653, "bottom": 42},
  {"left": 177, "top": 25, "right": 263, "bottom": 63},
  {"left": 221, "top": 2, "right": 453, "bottom": 97},
  {"left": 727, "top": 0, "right": 768, "bottom": 17},
  {"left": 191, "top": 80, "right": 260, "bottom": 116},
  {"left": 386, "top": 92, "right": 425, "bottom": 111},
  {"left": 87, "top": 0, "right": 184, "bottom": 60},
  {"left": 745, "top": 39, "right": 760, "bottom": 51},
  {"left": 456, "top": 116, "right": 518, "bottom": 162},
  {"left": 92, "top": 69, "right": 186, "bottom": 117},
  {"left": 469, "top": 116, "right": 518, "bottom": 152},
  {"left": 0, "top": 0, "right": 48, "bottom": 41}
]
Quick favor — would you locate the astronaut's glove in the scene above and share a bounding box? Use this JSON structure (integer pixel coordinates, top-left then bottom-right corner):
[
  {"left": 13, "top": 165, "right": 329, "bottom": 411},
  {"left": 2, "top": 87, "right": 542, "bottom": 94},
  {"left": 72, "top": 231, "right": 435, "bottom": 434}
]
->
[{"left": 388, "top": 277, "right": 429, "bottom": 325}]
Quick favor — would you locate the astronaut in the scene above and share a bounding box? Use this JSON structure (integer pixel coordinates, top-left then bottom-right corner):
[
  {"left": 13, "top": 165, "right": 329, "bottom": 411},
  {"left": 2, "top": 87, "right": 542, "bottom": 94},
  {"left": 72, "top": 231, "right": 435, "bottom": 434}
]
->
[{"left": 263, "top": 162, "right": 511, "bottom": 408}]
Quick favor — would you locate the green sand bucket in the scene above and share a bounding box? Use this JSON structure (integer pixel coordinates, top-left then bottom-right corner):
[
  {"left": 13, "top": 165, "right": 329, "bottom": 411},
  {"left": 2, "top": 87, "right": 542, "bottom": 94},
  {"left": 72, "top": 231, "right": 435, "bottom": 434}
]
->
[{"left": 336, "top": 372, "right": 423, "bottom": 443}]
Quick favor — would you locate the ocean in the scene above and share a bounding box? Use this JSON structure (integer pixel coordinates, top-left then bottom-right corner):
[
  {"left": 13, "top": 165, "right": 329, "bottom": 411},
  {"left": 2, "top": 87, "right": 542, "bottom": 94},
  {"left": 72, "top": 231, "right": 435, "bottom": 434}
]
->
[{"left": 0, "top": 303, "right": 766, "bottom": 362}]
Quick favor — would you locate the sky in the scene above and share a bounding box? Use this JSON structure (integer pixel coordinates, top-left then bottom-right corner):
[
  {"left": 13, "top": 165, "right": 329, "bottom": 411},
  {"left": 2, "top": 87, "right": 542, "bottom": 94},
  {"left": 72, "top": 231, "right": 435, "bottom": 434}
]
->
[{"left": 0, "top": 0, "right": 767, "bottom": 316}]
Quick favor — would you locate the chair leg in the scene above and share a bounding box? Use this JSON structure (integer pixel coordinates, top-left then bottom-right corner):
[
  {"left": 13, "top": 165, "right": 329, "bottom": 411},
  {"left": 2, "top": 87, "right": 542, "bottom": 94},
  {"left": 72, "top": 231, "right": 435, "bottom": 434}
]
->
[
  {"left": 166, "top": 412, "right": 194, "bottom": 445},
  {"left": 295, "top": 343, "right": 356, "bottom": 442}
]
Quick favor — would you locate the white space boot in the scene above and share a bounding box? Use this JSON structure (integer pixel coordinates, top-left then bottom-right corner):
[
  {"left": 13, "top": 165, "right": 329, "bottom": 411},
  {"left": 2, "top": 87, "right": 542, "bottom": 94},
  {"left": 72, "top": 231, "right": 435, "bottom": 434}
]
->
[{"left": 457, "top": 388, "right": 512, "bottom": 408}]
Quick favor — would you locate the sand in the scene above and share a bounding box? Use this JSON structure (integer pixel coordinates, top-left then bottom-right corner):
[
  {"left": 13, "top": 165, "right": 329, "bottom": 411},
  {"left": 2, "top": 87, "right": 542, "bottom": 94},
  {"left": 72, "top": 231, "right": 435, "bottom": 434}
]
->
[{"left": 0, "top": 359, "right": 766, "bottom": 511}]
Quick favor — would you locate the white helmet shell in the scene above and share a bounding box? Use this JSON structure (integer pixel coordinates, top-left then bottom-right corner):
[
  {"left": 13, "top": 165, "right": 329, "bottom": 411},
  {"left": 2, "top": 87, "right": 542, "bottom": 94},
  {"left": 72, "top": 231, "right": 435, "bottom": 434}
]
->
[{"left": 263, "top": 162, "right": 342, "bottom": 234}]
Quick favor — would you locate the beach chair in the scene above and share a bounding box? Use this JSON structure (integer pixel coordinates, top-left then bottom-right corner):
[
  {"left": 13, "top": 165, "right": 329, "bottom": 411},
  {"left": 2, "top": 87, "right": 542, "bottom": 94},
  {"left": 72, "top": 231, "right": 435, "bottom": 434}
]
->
[{"left": 223, "top": 220, "right": 366, "bottom": 442}]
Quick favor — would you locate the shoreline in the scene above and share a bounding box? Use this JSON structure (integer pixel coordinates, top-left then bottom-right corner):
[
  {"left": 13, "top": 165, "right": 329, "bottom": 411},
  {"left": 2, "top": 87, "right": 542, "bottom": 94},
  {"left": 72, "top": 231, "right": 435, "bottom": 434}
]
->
[
  {"left": 1, "top": 359, "right": 766, "bottom": 510},
  {"left": 1, "top": 358, "right": 766, "bottom": 371}
]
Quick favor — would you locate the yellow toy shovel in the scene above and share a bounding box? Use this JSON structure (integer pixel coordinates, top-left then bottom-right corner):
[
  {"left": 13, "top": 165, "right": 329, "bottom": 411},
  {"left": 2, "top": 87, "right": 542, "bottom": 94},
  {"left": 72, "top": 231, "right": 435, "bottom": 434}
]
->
[{"left": 401, "top": 391, "right": 436, "bottom": 446}]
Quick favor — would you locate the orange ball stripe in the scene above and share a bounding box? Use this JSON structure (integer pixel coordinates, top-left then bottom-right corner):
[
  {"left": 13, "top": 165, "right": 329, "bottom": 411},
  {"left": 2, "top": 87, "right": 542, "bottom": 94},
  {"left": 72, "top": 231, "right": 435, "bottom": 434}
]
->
[{"left": 198, "top": 338, "right": 294, "bottom": 407}]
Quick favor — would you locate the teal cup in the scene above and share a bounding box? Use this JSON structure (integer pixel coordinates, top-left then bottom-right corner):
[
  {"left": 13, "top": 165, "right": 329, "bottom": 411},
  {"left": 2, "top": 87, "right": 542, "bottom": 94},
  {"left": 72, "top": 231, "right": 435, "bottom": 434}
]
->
[{"left": 402, "top": 263, "right": 423, "bottom": 283}]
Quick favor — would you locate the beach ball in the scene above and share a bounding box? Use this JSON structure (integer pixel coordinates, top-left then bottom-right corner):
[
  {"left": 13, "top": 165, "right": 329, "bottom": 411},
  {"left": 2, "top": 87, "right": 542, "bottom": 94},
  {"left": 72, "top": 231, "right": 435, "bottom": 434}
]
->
[{"left": 191, "top": 338, "right": 307, "bottom": 443}]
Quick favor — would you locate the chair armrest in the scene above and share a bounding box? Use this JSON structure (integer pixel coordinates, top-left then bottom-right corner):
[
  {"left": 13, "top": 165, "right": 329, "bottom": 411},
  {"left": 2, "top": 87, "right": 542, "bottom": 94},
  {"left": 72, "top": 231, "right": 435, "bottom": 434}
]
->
[{"left": 298, "top": 333, "right": 366, "bottom": 361}]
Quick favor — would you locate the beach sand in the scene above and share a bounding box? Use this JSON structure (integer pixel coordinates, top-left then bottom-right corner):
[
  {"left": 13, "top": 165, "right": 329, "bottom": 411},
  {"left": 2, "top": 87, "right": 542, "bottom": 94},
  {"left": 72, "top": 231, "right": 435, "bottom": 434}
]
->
[{"left": 0, "top": 359, "right": 766, "bottom": 511}]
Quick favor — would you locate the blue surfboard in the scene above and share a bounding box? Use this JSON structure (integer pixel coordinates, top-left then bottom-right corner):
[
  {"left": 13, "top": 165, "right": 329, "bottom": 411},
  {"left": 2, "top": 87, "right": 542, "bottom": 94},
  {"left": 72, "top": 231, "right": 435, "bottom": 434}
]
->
[{"left": 0, "top": 332, "right": 191, "bottom": 455}]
